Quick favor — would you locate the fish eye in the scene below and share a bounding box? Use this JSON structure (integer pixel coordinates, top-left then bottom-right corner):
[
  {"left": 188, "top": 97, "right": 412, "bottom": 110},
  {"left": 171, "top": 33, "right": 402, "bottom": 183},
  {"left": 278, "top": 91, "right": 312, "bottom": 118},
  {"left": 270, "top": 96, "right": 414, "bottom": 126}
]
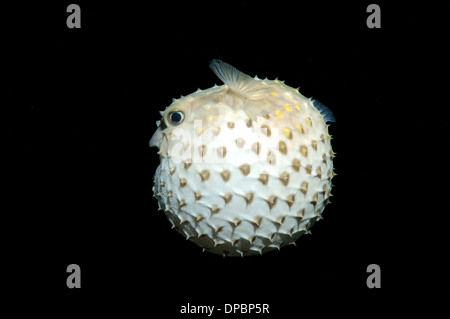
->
[{"left": 167, "top": 110, "right": 185, "bottom": 126}]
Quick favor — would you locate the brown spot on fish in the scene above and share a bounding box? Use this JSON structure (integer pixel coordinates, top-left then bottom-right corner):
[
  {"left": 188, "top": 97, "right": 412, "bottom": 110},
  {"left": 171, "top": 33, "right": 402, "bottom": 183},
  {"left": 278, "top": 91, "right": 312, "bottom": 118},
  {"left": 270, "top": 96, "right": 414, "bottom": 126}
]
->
[
  {"left": 252, "top": 142, "right": 260, "bottom": 155},
  {"left": 199, "top": 145, "right": 207, "bottom": 157},
  {"left": 239, "top": 164, "right": 251, "bottom": 176},
  {"left": 195, "top": 214, "right": 204, "bottom": 222},
  {"left": 200, "top": 169, "right": 210, "bottom": 182},
  {"left": 279, "top": 141, "right": 287, "bottom": 154},
  {"left": 267, "top": 151, "right": 276, "bottom": 165},
  {"left": 297, "top": 208, "right": 305, "bottom": 218},
  {"left": 227, "top": 122, "right": 235, "bottom": 129},
  {"left": 170, "top": 167, "right": 176, "bottom": 175},
  {"left": 311, "top": 192, "right": 319, "bottom": 206},
  {"left": 305, "top": 164, "right": 312, "bottom": 175},
  {"left": 251, "top": 216, "right": 263, "bottom": 229},
  {"left": 300, "top": 181, "right": 308, "bottom": 195},
  {"left": 209, "top": 205, "right": 220, "bottom": 216},
  {"left": 221, "top": 170, "right": 231, "bottom": 182},
  {"left": 261, "top": 125, "right": 271, "bottom": 136},
  {"left": 279, "top": 172, "right": 290, "bottom": 186},
  {"left": 183, "top": 159, "right": 192, "bottom": 169},
  {"left": 286, "top": 194, "right": 295, "bottom": 208},
  {"left": 180, "top": 178, "right": 187, "bottom": 187},
  {"left": 312, "top": 140, "right": 318, "bottom": 151},
  {"left": 244, "top": 192, "right": 254, "bottom": 205},
  {"left": 194, "top": 191, "right": 202, "bottom": 201},
  {"left": 246, "top": 119, "right": 252, "bottom": 127},
  {"left": 292, "top": 158, "right": 301, "bottom": 172},
  {"left": 258, "top": 173, "right": 269, "bottom": 185},
  {"left": 217, "top": 146, "right": 227, "bottom": 158},
  {"left": 294, "top": 208, "right": 305, "bottom": 225},
  {"left": 265, "top": 195, "right": 278, "bottom": 209},
  {"left": 230, "top": 218, "right": 242, "bottom": 227},
  {"left": 222, "top": 192, "right": 232, "bottom": 204},
  {"left": 274, "top": 216, "right": 286, "bottom": 227},
  {"left": 316, "top": 166, "right": 322, "bottom": 179},
  {"left": 213, "top": 225, "right": 224, "bottom": 234}
]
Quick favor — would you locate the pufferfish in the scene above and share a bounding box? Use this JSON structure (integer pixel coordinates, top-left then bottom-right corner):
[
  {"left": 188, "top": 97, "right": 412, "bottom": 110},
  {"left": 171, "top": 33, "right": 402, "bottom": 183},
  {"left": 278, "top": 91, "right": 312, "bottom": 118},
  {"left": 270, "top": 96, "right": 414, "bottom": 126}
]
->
[{"left": 150, "top": 60, "right": 335, "bottom": 257}]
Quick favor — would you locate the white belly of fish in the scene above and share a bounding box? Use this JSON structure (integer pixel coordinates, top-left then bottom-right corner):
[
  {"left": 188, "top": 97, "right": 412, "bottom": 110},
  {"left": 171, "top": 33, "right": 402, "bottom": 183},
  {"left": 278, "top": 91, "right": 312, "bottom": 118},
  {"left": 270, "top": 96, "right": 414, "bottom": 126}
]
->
[{"left": 153, "top": 109, "right": 334, "bottom": 257}]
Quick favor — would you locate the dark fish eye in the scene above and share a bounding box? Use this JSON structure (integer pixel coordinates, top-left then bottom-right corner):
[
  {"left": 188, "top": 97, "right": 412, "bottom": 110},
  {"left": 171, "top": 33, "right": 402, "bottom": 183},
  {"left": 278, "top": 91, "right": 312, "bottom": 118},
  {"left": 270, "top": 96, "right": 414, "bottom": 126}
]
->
[{"left": 168, "top": 110, "right": 185, "bottom": 125}]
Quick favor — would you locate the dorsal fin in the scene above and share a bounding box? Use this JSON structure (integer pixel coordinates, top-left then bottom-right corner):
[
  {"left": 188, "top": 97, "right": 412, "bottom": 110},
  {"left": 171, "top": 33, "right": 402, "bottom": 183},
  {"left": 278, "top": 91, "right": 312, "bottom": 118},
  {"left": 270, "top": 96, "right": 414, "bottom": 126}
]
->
[{"left": 209, "top": 59, "right": 270, "bottom": 99}]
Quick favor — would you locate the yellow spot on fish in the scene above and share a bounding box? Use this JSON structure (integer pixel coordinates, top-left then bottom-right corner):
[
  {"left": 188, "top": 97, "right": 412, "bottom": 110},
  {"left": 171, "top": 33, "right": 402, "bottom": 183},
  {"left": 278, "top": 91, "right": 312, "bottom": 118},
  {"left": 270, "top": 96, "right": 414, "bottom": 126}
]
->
[
  {"left": 203, "top": 105, "right": 211, "bottom": 110},
  {"left": 207, "top": 114, "right": 214, "bottom": 121},
  {"left": 306, "top": 117, "right": 312, "bottom": 127},
  {"left": 275, "top": 110, "right": 283, "bottom": 119},
  {"left": 283, "top": 127, "right": 292, "bottom": 139},
  {"left": 271, "top": 91, "right": 278, "bottom": 97},
  {"left": 295, "top": 104, "right": 301, "bottom": 111},
  {"left": 274, "top": 80, "right": 284, "bottom": 87},
  {"left": 296, "top": 123, "right": 303, "bottom": 133},
  {"left": 262, "top": 82, "right": 268, "bottom": 86},
  {"left": 295, "top": 89, "right": 300, "bottom": 94},
  {"left": 284, "top": 103, "right": 292, "bottom": 112},
  {"left": 300, "top": 145, "right": 308, "bottom": 157}
]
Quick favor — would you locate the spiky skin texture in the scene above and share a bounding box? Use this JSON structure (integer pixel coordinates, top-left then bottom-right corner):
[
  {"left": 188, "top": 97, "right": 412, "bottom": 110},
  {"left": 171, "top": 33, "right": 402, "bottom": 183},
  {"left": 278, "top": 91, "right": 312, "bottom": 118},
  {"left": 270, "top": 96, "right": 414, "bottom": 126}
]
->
[{"left": 151, "top": 62, "right": 334, "bottom": 257}]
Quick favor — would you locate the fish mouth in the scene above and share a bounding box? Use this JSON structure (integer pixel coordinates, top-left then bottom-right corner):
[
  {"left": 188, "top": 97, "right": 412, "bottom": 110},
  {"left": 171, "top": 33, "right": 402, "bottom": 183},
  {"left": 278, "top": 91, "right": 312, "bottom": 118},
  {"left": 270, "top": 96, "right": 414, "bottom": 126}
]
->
[
  {"left": 149, "top": 118, "right": 167, "bottom": 148},
  {"left": 149, "top": 127, "right": 162, "bottom": 148}
]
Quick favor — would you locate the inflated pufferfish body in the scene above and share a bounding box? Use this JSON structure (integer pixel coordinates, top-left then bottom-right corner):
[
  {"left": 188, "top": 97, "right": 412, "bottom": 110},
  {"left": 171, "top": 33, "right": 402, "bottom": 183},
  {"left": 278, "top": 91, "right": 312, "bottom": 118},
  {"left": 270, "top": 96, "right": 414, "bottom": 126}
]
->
[{"left": 150, "top": 60, "right": 335, "bottom": 257}]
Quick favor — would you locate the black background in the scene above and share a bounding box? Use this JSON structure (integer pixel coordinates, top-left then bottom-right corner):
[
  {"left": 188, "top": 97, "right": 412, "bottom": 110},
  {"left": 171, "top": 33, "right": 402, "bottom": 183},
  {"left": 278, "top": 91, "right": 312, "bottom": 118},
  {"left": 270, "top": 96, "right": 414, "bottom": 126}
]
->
[{"left": 3, "top": 1, "right": 449, "bottom": 317}]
